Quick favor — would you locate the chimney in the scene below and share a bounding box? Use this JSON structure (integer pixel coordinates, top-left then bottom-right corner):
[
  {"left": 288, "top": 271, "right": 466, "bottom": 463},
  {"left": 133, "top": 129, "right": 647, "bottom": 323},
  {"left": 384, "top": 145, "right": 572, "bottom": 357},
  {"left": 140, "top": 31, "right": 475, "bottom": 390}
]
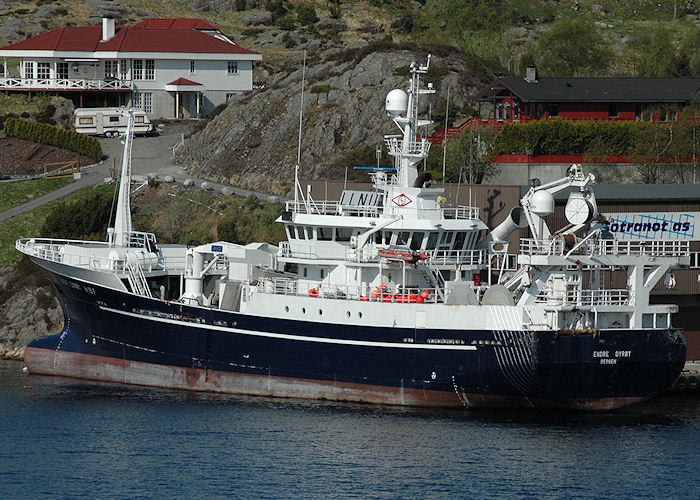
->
[
  {"left": 525, "top": 66, "right": 537, "bottom": 83},
  {"left": 102, "top": 17, "right": 115, "bottom": 41}
]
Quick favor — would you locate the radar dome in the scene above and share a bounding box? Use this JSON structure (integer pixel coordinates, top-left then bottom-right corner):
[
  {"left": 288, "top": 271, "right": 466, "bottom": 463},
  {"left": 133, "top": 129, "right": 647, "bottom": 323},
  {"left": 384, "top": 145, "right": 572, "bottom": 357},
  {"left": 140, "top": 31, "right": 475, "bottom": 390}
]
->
[
  {"left": 386, "top": 89, "right": 408, "bottom": 116},
  {"left": 530, "top": 190, "right": 554, "bottom": 216}
]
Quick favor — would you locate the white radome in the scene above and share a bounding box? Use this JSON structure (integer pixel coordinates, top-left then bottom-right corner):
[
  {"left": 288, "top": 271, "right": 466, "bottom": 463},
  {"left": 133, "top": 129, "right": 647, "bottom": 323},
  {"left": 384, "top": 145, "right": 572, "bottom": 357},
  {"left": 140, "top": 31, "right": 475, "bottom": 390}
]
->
[{"left": 385, "top": 88, "right": 408, "bottom": 116}]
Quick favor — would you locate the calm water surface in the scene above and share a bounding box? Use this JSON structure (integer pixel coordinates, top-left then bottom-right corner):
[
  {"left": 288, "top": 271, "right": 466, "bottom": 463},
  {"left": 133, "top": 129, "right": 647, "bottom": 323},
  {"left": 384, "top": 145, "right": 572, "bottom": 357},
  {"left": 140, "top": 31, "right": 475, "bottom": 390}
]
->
[{"left": 1, "top": 359, "right": 699, "bottom": 499}]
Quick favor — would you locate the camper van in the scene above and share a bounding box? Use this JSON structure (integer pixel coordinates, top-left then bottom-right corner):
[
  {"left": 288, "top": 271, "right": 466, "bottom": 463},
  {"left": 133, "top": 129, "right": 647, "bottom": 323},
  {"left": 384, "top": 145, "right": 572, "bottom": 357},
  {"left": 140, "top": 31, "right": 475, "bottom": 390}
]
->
[{"left": 74, "top": 108, "right": 154, "bottom": 137}]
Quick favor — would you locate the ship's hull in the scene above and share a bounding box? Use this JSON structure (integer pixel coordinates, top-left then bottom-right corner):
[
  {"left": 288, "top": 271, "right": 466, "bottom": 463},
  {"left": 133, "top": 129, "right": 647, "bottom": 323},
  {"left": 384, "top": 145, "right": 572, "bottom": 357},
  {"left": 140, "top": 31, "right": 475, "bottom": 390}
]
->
[{"left": 25, "top": 264, "right": 687, "bottom": 411}]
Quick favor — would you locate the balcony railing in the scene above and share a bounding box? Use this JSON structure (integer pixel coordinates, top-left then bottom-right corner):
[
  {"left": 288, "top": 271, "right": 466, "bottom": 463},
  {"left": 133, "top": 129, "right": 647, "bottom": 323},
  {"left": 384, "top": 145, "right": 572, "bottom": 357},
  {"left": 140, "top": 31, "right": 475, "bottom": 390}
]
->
[{"left": 0, "top": 77, "right": 133, "bottom": 91}]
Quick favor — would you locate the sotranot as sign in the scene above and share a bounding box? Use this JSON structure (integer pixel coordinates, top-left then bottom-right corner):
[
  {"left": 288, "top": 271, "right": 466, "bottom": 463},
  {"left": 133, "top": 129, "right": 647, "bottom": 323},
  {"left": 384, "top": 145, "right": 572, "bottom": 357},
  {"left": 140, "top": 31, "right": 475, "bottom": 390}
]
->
[{"left": 603, "top": 212, "right": 699, "bottom": 241}]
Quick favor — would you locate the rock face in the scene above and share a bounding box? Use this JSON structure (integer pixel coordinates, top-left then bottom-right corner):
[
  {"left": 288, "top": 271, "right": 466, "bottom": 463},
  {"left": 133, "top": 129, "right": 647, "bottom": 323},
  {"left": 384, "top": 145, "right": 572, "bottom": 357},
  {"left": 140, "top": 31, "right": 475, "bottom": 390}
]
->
[
  {"left": 177, "top": 50, "right": 484, "bottom": 196},
  {"left": 0, "top": 267, "right": 64, "bottom": 361}
]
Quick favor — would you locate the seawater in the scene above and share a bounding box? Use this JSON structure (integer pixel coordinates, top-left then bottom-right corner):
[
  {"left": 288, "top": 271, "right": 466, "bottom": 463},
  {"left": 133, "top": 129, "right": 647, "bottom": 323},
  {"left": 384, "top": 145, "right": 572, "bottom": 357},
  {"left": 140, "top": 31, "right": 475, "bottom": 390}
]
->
[{"left": 1, "top": 359, "right": 699, "bottom": 500}]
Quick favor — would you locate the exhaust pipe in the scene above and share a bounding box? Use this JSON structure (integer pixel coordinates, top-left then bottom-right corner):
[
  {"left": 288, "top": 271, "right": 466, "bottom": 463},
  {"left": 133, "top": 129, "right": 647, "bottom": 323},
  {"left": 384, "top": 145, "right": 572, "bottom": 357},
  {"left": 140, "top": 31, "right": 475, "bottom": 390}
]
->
[{"left": 477, "top": 207, "right": 527, "bottom": 249}]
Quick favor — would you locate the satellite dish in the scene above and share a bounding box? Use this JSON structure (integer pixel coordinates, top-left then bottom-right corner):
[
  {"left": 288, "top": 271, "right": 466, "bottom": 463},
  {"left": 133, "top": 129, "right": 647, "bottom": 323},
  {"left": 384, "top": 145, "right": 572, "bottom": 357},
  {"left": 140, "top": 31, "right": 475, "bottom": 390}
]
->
[{"left": 565, "top": 192, "right": 594, "bottom": 225}]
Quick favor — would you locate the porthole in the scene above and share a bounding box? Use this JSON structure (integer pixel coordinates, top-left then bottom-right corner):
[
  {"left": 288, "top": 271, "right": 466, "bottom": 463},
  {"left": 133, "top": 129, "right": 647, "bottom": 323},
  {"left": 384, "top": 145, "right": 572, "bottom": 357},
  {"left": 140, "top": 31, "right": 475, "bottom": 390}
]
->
[
  {"left": 319, "top": 309, "right": 323, "bottom": 315},
  {"left": 302, "top": 308, "right": 306, "bottom": 314},
  {"left": 358, "top": 312, "right": 363, "bottom": 319},
  {"left": 346, "top": 311, "right": 351, "bottom": 318},
  {"left": 285, "top": 306, "right": 289, "bottom": 312}
]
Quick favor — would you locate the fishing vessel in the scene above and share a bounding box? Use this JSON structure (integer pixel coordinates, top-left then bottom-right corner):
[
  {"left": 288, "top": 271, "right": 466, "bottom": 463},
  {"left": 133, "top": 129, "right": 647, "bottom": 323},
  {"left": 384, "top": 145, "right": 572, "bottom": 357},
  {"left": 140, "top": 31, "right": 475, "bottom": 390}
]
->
[{"left": 18, "top": 57, "right": 688, "bottom": 410}]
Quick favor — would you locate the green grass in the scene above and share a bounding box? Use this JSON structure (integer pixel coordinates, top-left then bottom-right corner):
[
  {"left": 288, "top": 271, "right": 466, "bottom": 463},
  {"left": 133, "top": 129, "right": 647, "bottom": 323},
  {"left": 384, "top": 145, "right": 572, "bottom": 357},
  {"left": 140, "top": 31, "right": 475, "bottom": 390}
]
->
[
  {"left": 0, "top": 183, "right": 111, "bottom": 267},
  {"left": 0, "top": 178, "right": 71, "bottom": 213}
]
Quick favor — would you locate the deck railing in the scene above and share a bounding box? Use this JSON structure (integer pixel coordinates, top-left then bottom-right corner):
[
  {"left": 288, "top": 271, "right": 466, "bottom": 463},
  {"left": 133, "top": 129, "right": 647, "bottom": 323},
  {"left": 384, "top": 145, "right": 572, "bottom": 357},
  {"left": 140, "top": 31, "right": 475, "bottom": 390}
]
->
[
  {"left": 0, "top": 77, "right": 133, "bottom": 91},
  {"left": 536, "top": 288, "right": 632, "bottom": 306},
  {"left": 521, "top": 238, "right": 690, "bottom": 258}
]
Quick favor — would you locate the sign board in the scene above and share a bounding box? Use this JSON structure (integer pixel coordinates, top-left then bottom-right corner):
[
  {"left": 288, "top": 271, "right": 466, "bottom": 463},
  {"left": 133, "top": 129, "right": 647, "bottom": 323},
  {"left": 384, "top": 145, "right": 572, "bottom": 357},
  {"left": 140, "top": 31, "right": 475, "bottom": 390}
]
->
[
  {"left": 603, "top": 212, "right": 699, "bottom": 241},
  {"left": 339, "top": 190, "right": 380, "bottom": 207}
]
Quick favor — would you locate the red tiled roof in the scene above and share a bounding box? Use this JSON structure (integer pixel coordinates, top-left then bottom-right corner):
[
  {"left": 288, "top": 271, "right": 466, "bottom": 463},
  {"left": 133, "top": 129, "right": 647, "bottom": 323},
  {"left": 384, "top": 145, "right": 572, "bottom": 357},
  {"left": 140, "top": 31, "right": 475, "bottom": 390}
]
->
[
  {"left": 0, "top": 19, "right": 258, "bottom": 55},
  {"left": 132, "top": 18, "right": 219, "bottom": 30},
  {"left": 168, "top": 78, "right": 202, "bottom": 85}
]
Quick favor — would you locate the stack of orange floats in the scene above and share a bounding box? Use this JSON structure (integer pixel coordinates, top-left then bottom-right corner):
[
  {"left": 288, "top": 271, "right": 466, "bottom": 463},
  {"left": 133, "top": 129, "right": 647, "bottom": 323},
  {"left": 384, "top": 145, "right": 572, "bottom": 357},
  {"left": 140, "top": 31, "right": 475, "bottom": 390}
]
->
[{"left": 360, "top": 285, "right": 433, "bottom": 303}]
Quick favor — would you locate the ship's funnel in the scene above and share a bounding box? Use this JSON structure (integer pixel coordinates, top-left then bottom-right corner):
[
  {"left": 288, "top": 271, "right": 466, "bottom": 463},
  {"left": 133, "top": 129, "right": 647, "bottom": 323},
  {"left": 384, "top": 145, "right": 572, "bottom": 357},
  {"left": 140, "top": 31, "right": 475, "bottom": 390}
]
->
[{"left": 477, "top": 207, "right": 527, "bottom": 249}]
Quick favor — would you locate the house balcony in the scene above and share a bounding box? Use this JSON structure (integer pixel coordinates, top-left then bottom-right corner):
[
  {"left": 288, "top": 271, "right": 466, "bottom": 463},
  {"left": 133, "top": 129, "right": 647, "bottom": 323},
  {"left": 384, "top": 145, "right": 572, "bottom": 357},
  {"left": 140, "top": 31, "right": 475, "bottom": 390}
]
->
[{"left": 0, "top": 77, "right": 133, "bottom": 91}]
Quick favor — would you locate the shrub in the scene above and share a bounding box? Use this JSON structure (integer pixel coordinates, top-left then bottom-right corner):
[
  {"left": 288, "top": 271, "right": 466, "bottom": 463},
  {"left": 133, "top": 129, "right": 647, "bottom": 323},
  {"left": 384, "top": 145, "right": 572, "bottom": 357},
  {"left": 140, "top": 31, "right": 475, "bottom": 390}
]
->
[
  {"left": 4, "top": 118, "right": 103, "bottom": 162},
  {"left": 41, "top": 191, "right": 114, "bottom": 240}
]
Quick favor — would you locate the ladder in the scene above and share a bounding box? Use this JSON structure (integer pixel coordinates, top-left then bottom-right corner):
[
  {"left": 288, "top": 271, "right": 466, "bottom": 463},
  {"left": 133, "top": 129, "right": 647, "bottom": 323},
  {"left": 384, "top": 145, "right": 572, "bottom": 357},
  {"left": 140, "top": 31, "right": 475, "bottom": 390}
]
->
[{"left": 126, "top": 257, "right": 152, "bottom": 298}]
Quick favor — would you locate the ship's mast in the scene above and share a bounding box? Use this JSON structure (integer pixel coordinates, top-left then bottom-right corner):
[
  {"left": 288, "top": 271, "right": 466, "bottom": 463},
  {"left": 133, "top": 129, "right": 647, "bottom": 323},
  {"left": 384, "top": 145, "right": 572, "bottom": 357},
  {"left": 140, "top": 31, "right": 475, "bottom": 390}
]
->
[
  {"left": 111, "top": 110, "right": 135, "bottom": 247},
  {"left": 385, "top": 55, "right": 434, "bottom": 189}
]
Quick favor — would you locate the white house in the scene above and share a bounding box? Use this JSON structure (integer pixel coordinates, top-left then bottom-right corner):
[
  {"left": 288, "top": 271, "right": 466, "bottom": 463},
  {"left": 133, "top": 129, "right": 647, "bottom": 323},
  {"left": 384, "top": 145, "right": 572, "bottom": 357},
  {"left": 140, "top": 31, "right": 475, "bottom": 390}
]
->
[{"left": 0, "top": 18, "right": 262, "bottom": 119}]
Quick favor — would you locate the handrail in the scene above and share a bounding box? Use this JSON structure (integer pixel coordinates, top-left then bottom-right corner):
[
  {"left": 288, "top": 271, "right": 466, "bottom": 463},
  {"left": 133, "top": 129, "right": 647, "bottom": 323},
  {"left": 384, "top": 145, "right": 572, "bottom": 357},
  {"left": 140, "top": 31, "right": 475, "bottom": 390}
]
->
[{"left": 0, "top": 77, "right": 133, "bottom": 90}]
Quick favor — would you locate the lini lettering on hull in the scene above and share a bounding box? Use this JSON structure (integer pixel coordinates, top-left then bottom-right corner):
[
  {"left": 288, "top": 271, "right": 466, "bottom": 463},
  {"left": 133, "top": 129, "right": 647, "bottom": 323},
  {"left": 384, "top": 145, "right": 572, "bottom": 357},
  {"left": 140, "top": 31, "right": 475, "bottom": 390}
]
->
[{"left": 603, "top": 212, "right": 699, "bottom": 241}]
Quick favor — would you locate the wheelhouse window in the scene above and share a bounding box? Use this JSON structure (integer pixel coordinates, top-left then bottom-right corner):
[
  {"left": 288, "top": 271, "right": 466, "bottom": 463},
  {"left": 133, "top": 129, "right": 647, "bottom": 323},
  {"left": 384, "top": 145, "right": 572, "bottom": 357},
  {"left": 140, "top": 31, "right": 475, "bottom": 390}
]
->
[
  {"left": 397, "top": 232, "right": 410, "bottom": 246},
  {"left": 426, "top": 232, "right": 439, "bottom": 250},
  {"left": 410, "top": 232, "right": 425, "bottom": 251},
  {"left": 317, "top": 227, "right": 332, "bottom": 241},
  {"left": 227, "top": 61, "right": 238, "bottom": 74},
  {"left": 286, "top": 225, "right": 295, "bottom": 239},
  {"left": 454, "top": 232, "right": 467, "bottom": 251},
  {"left": 335, "top": 227, "right": 352, "bottom": 242}
]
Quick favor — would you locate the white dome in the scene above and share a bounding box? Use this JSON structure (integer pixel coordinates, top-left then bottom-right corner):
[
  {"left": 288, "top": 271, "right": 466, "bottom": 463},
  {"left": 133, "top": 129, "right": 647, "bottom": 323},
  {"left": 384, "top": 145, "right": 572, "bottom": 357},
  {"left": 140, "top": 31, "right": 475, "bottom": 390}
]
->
[
  {"left": 530, "top": 190, "right": 555, "bottom": 216},
  {"left": 385, "top": 89, "right": 408, "bottom": 116}
]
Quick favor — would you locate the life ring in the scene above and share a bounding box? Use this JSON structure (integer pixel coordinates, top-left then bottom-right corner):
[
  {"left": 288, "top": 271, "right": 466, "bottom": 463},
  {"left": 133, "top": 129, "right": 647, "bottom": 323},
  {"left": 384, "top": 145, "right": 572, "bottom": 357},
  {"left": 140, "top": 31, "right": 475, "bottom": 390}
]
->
[
  {"left": 611, "top": 321, "right": 622, "bottom": 328},
  {"left": 308, "top": 288, "right": 319, "bottom": 298}
]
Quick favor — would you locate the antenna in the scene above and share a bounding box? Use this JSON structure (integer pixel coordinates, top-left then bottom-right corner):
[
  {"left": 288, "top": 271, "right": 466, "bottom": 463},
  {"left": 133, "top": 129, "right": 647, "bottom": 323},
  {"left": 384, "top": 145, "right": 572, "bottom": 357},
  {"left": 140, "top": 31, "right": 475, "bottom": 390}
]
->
[
  {"left": 442, "top": 86, "right": 450, "bottom": 182},
  {"left": 294, "top": 50, "right": 307, "bottom": 208}
]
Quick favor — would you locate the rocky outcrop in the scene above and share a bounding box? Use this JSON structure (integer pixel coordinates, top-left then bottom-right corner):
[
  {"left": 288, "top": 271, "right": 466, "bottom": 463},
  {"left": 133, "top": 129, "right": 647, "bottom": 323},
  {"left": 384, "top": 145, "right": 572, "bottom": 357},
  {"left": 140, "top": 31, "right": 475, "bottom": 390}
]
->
[
  {"left": 0, "top": 266, "right": 63, "bottom": 361},
  {"left": 177, "top": 49, "right": 486, "bottom": 196}
]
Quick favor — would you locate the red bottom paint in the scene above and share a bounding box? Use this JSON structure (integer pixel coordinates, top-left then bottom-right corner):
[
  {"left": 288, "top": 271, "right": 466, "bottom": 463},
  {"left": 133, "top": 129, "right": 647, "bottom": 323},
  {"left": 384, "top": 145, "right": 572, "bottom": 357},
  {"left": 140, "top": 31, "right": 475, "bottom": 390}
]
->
[{"left": 24, "top": 347, "right": 647, "bottom": 411}]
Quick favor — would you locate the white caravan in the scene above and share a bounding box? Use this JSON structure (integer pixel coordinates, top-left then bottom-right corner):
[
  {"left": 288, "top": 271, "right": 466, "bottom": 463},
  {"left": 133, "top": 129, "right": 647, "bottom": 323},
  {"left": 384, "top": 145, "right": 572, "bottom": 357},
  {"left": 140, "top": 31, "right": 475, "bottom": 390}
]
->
[{"left": 74, "top": 107, "right": 154, "bottom": 137}]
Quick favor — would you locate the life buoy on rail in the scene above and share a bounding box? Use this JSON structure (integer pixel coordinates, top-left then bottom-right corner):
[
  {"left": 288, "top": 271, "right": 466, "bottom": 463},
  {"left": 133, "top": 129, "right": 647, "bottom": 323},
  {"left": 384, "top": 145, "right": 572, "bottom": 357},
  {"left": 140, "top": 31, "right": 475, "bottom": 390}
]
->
[
  {"left": 611, "top": 321, "right": 622, "bottom": 328},
  {"left": 308, "top": 288, "right": 319, "bottom": 298}
]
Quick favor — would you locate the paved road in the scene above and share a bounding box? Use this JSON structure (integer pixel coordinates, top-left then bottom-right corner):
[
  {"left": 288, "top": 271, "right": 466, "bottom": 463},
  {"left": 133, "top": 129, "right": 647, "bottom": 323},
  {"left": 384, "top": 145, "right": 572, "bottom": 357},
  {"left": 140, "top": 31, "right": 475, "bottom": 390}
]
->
[{"left": 0, "top": 124, "right": 285, "bottom": 223}]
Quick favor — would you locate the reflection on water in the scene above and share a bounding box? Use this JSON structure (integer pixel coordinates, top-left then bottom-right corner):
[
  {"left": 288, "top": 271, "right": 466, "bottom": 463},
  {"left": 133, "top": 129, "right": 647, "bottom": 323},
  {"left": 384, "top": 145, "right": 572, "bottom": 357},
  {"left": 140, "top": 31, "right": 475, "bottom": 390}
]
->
[{"left": 2, "top": 359, "right": 700, "bottom": 499}]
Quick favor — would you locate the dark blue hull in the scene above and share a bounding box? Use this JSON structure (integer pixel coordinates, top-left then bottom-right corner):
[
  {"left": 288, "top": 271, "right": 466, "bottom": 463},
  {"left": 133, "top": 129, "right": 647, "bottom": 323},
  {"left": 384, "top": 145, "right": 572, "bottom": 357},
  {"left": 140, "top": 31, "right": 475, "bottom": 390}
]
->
[{"left": 26, "top": 268, "right": 687, "bottom": 410}]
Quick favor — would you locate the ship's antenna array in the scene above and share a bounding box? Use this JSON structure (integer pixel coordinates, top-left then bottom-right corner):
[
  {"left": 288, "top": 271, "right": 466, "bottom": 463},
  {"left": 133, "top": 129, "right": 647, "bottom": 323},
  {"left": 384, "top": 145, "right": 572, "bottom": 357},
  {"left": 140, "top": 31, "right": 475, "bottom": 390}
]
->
[{"left": 294, "top": 50, "right": 307, "bottom": 209}]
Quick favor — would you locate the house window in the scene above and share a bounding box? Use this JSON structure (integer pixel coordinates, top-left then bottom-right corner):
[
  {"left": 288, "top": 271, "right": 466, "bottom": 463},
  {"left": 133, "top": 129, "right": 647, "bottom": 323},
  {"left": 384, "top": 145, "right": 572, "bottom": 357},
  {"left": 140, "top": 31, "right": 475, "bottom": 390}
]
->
[
  {"left": 37, "top": 62, "right": 50, "bottom": 80},
  {"left": 144, "top": 60, "right": 155, "bottom": 80},
  {"left": 660, "top": 104, "right": 677, "bottom": 122},
  {"left": 608, "top": 104, "right": 619, "bottom": 118},
  {"left": 105, "top": 60, "right": 117, "bottom": 78},
  {"left": 119, "top": 60, "right": 128, "bottom": 80},
  {"left": 636, "top": 104, "right": 653, "bottom": 121},
  {"left": 227, "top": 61, "right": 238, "bottom": 74},
  {"left": 190, "top": 60, "right": 196, "bottom": 74},
  {"left": 56, "top": 62, "right": 68, "bottom": 79},
  {"left": 23, "top": 61, "right": 34, "bottom": 79},
  {"left": 226, "top": 93, "right": 238, "bottom": 101},
  {"left": 133, "top": 59, "right": 143, "bottom": 80},
  {"left": 132, "top": 92, "right": 142, "bottom": 109},
  {"left": 143, "top": 92, "right": 152, "bottom": 113}
]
